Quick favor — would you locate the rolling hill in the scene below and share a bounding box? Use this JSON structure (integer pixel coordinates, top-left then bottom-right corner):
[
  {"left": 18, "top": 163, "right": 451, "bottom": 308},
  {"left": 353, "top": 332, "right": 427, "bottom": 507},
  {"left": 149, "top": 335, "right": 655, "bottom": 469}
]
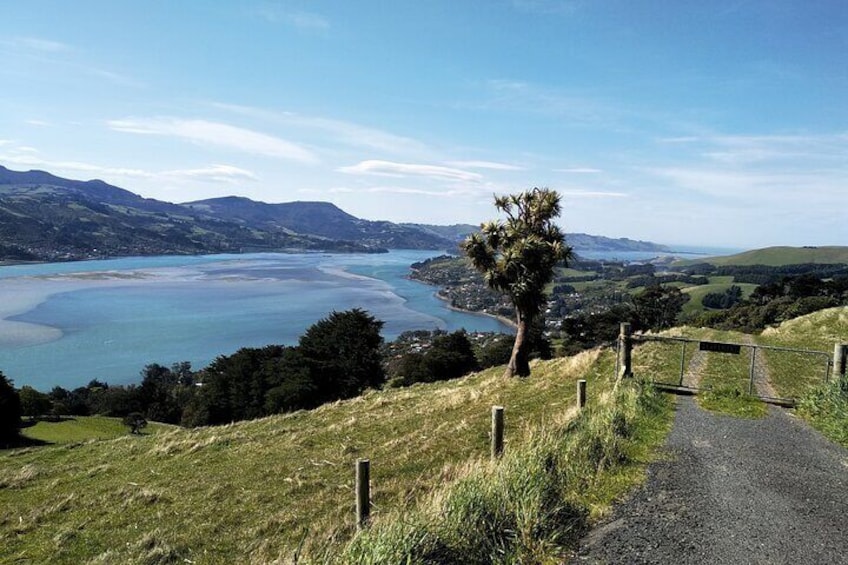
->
[
  {"left": 0, "top": 165, "right": 674, "bottom": 263},
  {"left": 182, "top": 196, "right": 453, "bottom": 250},
  {"left": 676, "top": 246, "right": 848, "bottom": 267},
  {"left": 0, "top": 166, "right": 382, "bottom": 261}
]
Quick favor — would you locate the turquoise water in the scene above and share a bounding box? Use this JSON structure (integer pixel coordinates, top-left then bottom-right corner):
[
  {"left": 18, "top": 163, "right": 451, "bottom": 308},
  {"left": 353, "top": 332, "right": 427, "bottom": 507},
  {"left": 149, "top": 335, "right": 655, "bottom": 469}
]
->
[{"left": 0, "top": 251, "right": 512, "bottom": 390}]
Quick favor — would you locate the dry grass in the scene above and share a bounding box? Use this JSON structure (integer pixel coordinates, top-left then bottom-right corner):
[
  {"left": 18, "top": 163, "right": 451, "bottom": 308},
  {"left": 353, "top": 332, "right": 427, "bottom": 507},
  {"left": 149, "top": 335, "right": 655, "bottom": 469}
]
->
[{"left": 1, "top": 350, "right": 624, "bottom": 564}]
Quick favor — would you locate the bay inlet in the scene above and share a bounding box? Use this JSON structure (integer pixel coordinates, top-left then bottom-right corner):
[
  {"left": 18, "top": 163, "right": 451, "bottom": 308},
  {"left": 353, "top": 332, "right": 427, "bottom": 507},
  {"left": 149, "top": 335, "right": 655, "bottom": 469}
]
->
[{"left": 0, "top": 250, "right": 513, "bottom": 390}]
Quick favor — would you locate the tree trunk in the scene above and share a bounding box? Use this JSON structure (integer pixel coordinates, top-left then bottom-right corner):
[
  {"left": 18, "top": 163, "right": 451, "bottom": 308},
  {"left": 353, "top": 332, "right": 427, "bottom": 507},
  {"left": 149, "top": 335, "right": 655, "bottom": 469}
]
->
[{"left": 504, "top": 311, "right": 532, "bottom": 377}]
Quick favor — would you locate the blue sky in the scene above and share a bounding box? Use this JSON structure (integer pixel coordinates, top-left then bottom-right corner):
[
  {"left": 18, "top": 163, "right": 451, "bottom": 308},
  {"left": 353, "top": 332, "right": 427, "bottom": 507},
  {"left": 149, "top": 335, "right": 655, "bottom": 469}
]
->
[{"left": 0, "top": 1, "right": 845, "bottom": 248}]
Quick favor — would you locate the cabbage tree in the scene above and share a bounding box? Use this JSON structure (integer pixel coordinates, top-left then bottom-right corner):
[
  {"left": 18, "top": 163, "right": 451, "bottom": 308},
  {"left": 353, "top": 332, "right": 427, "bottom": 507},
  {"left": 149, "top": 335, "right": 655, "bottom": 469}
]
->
[{"left": 464, "top": 188, "right": 571, "bottom": 377}]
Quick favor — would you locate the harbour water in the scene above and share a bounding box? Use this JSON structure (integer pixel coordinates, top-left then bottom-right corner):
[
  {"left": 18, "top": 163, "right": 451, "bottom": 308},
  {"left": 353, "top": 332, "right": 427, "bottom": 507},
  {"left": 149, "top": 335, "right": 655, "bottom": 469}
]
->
[
  {"left": 0, "top": 251, "right": 511, "bottom": 390},
  {"left": 0, "top": 245, "right": 740, "bottom": 390}
]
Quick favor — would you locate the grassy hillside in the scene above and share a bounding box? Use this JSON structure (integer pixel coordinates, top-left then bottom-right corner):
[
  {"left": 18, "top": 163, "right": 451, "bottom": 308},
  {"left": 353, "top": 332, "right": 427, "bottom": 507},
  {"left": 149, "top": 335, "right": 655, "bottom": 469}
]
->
[
  {"left": 4, "top": 309, "right": 841, "bottom": 562},
  {"left": 0, "top": 351, "right": 673, "bottom": 564},
  {"left": 680, "top": 281, "right": 758, "bottom": 317},
  {"left": 20, "top": 416, "right": 172, "bottom": 445},
  {"left": 757, "top": 307, "right": 848, "bottom": 445},
  {"left": 676, "top": 246, "right": 848, "bottom": 267}
]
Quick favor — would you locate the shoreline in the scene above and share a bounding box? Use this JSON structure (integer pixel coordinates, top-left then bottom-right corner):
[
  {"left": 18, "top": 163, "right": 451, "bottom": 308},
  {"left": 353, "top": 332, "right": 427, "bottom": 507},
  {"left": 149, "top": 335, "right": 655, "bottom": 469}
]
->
[{"left": 435, "top": 292, "right": 517, "bottom": 331}]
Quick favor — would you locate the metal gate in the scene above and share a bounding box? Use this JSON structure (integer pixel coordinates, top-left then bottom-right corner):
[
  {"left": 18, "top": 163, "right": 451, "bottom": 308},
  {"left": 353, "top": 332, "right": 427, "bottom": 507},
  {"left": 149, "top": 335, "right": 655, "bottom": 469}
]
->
[{"left": 629, "top": 335, "right": 833, "bottom": 406}]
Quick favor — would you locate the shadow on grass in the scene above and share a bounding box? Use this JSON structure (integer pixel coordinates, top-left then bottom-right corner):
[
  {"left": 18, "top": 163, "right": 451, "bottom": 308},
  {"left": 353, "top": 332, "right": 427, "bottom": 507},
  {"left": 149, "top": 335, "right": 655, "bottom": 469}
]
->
[{"left": 1, "top": 435, "right": 51, "bottom": 450}]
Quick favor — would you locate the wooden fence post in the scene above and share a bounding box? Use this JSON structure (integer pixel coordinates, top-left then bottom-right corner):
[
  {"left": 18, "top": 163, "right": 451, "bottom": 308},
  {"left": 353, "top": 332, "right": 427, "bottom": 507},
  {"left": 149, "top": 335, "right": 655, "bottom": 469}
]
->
[
  {"left": 834, "top": 343, "right": 846, "bottom": 377},
  {"left": 355, "top": 458, "right": 370, "bottom": 529},
  {"left": 577, "top": 379, "right": 587, "bottom": 409},
  {"left": 491, "top": 406, "right": 504, "bottom": 459},
  {"left": 619, "top": 322, "right": 632, "bottom": 378}
]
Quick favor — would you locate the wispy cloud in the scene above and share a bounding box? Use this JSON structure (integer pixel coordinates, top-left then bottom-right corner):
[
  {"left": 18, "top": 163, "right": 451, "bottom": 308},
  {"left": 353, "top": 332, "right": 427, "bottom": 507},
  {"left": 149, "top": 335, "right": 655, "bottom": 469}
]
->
[
  {"left": 1, "top": 35, "right": 143, "bottom": 88},
  {"left": 339, "top": 160, "right": 483, "bottom": 183},
  {"left": 211, "top": 102, "right": 429, "bottom": 156},
  {"left": 510, "top": 0, "right": 582, "bottom": 16},
  {"left": 108, "top": 117, "right": 319, "bottom": 163},
  {"left": 0, "top": 36, "right": 71, "bottom": 53},
  {"left": 447, "top": 160, "right": 524, "bottom": 171},
  {"left": 0, "top": 148, "right": 258, "bottom": 187},
  {"left": 698, "top": 133, "right": 847, "bottom": 165},
  {"left": 328, "top": 185, "right": 476, "bottom": 197},
  {"left": 252, "top": 5, "right": 330, "bottom": 31},
  {"left": 0, "top": 152, "right": 153, "bottom": 179},
  {"left": 162, "top": 164, "right": 258, "bottom": 183},
  {"left": 559, "top": 189, "right": 627, "bottom": 198},
  {"left": 644, "top": 132, "right": 848, "bottom": 206},
  {"left": 555, "top": 167, "right": 603, "bottom": 174},
  {"left": 479, "top": 79, "right": 619, "bottom": 124}
]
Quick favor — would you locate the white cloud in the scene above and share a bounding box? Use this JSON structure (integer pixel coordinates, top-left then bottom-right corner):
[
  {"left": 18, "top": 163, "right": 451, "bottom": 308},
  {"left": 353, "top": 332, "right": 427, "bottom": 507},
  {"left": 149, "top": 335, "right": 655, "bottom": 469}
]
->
[
  {"left": 252, "top": 6, "right": 330, "bottom": 31},
  {"left": 447, "top": 160, "right": 524, "bottom": 171},
  {"left": 108, "top": 117, "right": 319, "bottom": 163},
  {"left": 555, "top": 167, "right": 603, "bottom": 174},
  {"left": 328, "top": 185, "right": 476, "bottom": 197},
  {"left": 559, "top": 190, "right": 627, "bottom": 198},
  {"left": 644, "top": 131, "right": 848, "bottom": 205},
  {"left": 0, "top": 153, "right": 152, "bottom": 179},
  {"left": 511, "top": 0, "right": 581, "bottom": 15},
  {"left": 162, "top": 164, "right": 258, "bottom": 183},
  {"left": 339, "top": 160, "right": 483, "bottom": 183},
  {"left": 210, "top": 102, "right": 429, "bottom": 155},
  {"left": 0, "top": 149, "right": 257, "bottom": 187},
  {"left": 1, "top": 36, "right": 71, "bottom": 53},
  {"left": 480, "top": 79, "right": 618, "bottom": 124},
  {"left": 1, "top": 36, "right": 142, "bottom": 87}
]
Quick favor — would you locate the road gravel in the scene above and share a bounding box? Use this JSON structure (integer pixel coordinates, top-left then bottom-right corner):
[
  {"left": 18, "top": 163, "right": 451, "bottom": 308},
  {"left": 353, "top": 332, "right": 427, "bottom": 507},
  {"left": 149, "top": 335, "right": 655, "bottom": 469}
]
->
[{"left": 576, "top": 397, "right": 848, "bottom": 564}]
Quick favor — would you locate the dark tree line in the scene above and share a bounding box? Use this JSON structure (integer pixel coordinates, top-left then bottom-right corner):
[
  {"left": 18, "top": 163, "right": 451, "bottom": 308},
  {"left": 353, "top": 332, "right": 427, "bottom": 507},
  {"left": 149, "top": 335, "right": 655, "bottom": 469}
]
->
[
  {"left": 695, "top": 274, "right": 848, "bottom": 333},
  {"left": 702, "top": 285, "right": 744, "bottom": 310},
  {"left": 0, "top": 373, "right": 22, "bottom": 447},
  {"left": 557, "top": 285, "right": 689, "bottom": 355}
]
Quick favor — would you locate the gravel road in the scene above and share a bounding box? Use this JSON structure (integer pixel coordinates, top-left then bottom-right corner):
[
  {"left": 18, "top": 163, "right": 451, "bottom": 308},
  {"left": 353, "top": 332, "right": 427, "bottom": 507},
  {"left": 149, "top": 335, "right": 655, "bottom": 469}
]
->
[{"left": 576, "top": 398, "right": 848, "bottom": 564}]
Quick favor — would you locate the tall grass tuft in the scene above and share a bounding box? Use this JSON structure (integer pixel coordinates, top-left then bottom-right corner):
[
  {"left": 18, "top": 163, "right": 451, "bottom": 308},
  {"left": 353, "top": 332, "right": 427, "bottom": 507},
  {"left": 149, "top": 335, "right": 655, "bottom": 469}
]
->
[
  {"left": 796, "top": 380, "right": 848, "bottom": 447},
  {"left": 329, "top": 375, "right": 667, "bottom": 564}
]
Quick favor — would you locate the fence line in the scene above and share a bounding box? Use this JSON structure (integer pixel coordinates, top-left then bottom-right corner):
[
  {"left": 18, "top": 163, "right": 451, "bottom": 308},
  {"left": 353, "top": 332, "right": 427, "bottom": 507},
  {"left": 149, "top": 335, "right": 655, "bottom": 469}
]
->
[{"left": 354, "top": 384, "right": 592, "bottom": 529}]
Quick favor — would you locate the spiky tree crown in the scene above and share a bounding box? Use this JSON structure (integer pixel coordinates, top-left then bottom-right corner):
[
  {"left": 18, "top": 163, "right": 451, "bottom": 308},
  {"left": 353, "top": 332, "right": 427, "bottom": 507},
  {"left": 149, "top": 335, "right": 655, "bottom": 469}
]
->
[{"left": 464, "top": 188, "right": 571, "bottom": 317}]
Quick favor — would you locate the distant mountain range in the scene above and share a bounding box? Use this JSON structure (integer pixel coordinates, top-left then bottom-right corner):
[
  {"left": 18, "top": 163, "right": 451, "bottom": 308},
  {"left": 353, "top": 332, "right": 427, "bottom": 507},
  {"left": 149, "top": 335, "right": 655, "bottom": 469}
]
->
[{"left": 0, "top": 165, "right": 669, "bottom": 262}]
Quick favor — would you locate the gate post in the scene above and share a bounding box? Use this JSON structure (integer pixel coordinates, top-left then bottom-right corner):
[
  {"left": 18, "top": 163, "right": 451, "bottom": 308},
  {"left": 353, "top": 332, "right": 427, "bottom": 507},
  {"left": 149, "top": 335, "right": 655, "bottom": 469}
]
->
[
  {"left": 619, "top": 322, "right": 632, "bottom": 378},
  {"left": 835, "top": 343, "right": 846, "bottom": 381}
]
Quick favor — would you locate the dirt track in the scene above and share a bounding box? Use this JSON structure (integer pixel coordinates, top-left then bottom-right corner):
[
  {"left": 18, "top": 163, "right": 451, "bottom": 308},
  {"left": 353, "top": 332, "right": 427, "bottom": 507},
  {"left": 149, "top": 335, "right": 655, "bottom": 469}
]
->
[{"left": 576, "top": 398, "right": 848, "bottom": 564}]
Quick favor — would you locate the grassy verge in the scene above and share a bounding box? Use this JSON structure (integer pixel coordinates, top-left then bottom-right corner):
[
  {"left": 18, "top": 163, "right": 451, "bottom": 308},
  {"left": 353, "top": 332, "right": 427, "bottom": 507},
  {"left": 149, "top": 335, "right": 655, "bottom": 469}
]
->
[
  {"left": 796, "top": 381, "right": 848, "bottom": 448},
  {"left": 328, "top": 361, "right": 673, "bottom": 564},
  {"left": 698, "top": 385, "right": 767, "bottom": 419},
  {"left": 756, "top": 307, "right": 843, "bottom": 399},
  {"left": 758, "top": 307, "right": 848, "bottom": 446}
]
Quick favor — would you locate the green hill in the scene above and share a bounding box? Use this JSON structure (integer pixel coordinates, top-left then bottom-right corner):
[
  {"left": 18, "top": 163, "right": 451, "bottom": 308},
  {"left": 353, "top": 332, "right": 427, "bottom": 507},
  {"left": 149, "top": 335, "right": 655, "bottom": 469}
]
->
[
  {"left": 0, "top": 352, "right": 672, "bottom": 564},
  {"left": 676, "top": 246, "right": 848, "bottom": 267},
  {"left": 20, "top": 416, "right": 172, "bottom": 445}
]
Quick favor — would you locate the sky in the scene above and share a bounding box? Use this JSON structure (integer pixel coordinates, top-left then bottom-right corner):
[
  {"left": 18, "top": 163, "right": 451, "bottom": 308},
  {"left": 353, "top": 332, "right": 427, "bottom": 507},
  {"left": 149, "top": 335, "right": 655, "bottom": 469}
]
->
[{"left": 0, "top": 1, "right": 845, "bottom": 249}]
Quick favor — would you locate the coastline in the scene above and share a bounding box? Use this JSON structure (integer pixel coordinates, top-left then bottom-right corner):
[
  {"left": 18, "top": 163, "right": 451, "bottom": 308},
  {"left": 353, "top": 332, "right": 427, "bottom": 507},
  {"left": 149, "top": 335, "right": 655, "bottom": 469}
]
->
[{"left": 435, "top": 292, "right": 517, "bottom": 331}]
